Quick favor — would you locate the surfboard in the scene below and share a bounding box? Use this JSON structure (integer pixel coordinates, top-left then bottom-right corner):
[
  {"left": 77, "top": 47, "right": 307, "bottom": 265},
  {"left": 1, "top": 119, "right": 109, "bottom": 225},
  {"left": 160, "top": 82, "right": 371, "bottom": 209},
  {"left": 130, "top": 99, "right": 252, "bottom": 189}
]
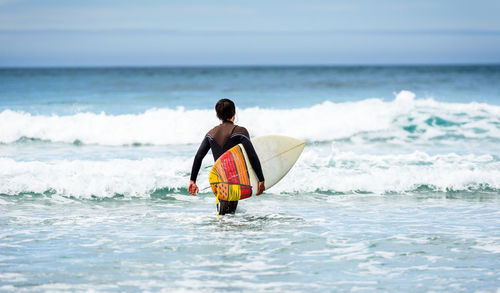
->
[{"left": 209, "top": 135, "right": 306, "bottom": 201}]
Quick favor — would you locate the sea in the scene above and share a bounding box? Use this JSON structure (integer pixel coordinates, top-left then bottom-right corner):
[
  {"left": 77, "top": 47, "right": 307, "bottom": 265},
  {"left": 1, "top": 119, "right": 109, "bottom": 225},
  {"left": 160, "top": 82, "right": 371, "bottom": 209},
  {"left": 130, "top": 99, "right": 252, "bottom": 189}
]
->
[{"left": 1, "top": 65, "right": 499, "bottom": 292}]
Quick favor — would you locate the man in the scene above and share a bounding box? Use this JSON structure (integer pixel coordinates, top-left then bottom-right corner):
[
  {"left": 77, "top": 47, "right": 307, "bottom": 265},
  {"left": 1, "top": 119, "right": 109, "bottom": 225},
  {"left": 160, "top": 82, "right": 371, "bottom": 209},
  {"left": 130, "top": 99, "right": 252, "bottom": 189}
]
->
[{"left": 188, "top": 99, "right": 265, "bottom": 215}]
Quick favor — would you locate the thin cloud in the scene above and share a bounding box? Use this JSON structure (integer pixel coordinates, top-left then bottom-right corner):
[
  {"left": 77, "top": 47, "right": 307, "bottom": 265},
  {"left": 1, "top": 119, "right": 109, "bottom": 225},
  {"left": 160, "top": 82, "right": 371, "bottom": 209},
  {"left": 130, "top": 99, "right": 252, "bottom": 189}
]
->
[
  {"left": 0, "top": 0, "right": 22, "bottom": 6},
  {"left": 1, "top": 28, "right": 499, "bottom": 36}
]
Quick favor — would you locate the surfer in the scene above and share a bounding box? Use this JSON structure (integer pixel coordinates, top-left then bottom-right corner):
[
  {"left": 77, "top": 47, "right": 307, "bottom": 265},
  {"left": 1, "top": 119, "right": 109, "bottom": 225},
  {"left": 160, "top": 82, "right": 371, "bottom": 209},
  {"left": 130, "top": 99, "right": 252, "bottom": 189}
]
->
[{"left": 188, "top": 99, "right": 265, "bottom": 215}]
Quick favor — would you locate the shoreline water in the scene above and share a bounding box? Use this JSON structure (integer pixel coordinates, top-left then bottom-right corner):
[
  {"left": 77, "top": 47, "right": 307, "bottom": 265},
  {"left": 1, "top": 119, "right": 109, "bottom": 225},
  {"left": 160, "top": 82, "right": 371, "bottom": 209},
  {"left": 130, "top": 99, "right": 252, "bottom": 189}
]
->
[{"left": 1, "top": 192, "right": 499, "bottom": 292}]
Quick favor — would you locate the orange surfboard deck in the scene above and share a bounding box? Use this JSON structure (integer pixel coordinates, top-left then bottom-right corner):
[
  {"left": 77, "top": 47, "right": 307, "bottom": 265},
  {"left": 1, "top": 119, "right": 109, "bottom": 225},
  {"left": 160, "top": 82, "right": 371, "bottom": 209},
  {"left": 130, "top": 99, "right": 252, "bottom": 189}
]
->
[{"left": 209, "top": 144, "right": 252, "bottom": 201}]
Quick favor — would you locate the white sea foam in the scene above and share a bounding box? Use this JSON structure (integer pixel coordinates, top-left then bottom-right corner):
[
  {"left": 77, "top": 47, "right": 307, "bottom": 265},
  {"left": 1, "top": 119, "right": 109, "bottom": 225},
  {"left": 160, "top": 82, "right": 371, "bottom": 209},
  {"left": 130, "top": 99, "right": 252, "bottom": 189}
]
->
[
  {"left": 0, "top": 157, "right": 190, "bottom": 199},
  {"left": 274, "top": 149, "right": 500, "bottom": 194},
  {"left": 1, "top": 149, "right": 498, "bottom": 199},
  {"left": 1, "top": 91, "right": 499, "bottom": 146}
]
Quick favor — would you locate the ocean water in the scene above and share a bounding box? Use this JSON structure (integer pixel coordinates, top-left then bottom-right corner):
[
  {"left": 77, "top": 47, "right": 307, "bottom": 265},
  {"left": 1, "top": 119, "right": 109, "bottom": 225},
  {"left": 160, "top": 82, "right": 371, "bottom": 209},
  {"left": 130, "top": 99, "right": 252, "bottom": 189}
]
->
[{"left": 0, "top": 66, "right": 499, "bottom": 292}]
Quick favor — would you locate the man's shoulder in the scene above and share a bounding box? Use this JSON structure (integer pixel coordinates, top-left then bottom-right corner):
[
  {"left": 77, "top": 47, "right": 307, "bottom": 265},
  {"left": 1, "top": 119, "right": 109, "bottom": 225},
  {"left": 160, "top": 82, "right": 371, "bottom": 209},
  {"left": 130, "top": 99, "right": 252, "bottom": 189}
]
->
[
  {"left": 233, "top": 125, "right": 250, "bottom": 138},
  {"left": 206, "top": 124, "right": 221, "bottom": 137},
  {"left": 205, "top": 123, "right": 250, "bottom": 140}
]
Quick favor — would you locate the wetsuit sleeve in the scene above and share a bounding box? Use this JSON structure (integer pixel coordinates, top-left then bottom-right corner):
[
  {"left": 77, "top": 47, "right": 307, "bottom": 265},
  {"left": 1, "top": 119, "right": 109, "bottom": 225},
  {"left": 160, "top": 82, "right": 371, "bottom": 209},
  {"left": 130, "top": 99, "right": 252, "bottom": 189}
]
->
[
  {"left": 238, "top": 129, "right": 265, "bottom": 182},
  {"left": 190, "top": 136, "right": 210, "bottom": 182}
]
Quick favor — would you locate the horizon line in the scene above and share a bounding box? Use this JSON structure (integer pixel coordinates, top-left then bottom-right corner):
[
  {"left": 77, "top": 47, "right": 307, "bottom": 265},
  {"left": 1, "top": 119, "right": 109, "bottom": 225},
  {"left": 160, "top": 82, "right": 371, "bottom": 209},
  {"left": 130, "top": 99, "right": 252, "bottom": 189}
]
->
[
  {"left": 1, "top": 62, "right": 500, "bottom": 69},
  {"left": 1, "top": 28, "right": 500, "bottom": 36}
]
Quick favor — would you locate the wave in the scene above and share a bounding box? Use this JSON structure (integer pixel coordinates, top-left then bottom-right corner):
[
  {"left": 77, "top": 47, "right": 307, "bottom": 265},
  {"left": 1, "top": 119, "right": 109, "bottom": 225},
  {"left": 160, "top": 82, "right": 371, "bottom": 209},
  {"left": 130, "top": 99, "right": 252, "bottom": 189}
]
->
[
  {"left": 1, "top": 150, "right": 499, "bottom": 200},
  {"left": 1, "top": 91, "right": 500, "bottom": 146}
]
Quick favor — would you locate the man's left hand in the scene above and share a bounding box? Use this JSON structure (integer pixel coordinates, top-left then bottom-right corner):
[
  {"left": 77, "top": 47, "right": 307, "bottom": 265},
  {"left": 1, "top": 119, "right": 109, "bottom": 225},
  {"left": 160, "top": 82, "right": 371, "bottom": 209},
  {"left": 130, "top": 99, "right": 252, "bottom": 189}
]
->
[{"left": 256, "top": 181, "right": 265, "bottom": 195}]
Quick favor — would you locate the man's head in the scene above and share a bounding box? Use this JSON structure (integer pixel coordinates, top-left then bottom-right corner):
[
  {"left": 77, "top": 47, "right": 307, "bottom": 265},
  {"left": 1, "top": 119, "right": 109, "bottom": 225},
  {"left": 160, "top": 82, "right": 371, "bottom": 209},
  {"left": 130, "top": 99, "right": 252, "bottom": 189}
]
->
[{"left": 215, "top": 99, "right": 236, "bottom": 122}]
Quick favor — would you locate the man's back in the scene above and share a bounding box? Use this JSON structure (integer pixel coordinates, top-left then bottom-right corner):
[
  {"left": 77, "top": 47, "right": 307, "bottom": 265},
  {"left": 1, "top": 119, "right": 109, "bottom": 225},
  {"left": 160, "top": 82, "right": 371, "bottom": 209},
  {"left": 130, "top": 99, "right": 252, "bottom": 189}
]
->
[
  {"left": 190, "top": 121, "right": 264, "bottom": 184},
  {"left": 206, "top": 121, "right": 251, "bottom": 161},
  {"left": 188, "top": 98, "right": 265, "bottom": 214}
]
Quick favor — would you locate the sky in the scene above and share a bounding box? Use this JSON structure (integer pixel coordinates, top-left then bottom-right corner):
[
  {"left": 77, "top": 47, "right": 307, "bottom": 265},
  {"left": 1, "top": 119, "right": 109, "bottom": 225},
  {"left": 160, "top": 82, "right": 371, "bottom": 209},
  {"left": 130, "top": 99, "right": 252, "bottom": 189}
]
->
[{"left": 0, "top": 0, "right": 499, "bottom": 66}]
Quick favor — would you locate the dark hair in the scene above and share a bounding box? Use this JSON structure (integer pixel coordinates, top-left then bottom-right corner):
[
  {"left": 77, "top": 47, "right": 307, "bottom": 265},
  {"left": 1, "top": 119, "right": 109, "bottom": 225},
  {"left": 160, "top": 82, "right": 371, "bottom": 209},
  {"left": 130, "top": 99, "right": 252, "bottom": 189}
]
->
[{"left": 215, "top": 99, "right": 236, "bottom": 121}]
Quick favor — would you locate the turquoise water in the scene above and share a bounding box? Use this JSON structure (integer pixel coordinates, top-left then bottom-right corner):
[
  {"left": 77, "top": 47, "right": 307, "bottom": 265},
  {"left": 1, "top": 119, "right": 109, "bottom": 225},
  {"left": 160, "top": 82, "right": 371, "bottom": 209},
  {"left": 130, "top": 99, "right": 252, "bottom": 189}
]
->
[
  {"left": 1, "top": 66, "right": 499, "bottom": 291},
  {"left": 2, "top": 66, "right": 500, "bottom": 115},
  {"left": 2, "top": 194, "right": 499, "bottom": 292}
]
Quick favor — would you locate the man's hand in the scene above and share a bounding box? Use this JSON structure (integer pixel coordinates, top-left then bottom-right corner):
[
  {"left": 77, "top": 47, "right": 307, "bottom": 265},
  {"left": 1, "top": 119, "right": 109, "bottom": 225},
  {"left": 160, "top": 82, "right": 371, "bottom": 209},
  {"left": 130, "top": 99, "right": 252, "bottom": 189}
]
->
[
  {"left": 256, "top": 181, "right": 265, "bottom": 195},
  {"left": 188, "top": 180, "right": 199, "bottom": 195}
]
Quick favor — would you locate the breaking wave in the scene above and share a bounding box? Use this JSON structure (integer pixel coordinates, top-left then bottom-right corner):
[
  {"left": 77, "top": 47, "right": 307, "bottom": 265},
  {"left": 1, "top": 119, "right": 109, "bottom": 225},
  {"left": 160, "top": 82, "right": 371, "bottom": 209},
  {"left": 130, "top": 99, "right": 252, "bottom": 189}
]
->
[
  {"left": 1, "top": 150, "right": 499, "bottom": 200},
  {"left": 1, "top": 91, "right": 500, "bottom": 146}
]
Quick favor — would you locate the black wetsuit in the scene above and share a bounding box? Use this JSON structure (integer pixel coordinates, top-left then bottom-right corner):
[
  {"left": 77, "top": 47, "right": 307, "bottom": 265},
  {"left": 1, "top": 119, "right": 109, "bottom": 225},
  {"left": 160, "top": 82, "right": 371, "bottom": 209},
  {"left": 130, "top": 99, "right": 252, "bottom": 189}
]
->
[{"left": 190, "top": 121, "right": 265, "bottom": 215}]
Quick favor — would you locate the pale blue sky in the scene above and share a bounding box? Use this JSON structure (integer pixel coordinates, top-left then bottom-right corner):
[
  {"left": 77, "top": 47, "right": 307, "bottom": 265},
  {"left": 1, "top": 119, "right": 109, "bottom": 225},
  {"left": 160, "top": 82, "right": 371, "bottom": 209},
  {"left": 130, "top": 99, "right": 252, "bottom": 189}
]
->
[{"left": 1, "top": 0, "right": 499, "bottom": 66}]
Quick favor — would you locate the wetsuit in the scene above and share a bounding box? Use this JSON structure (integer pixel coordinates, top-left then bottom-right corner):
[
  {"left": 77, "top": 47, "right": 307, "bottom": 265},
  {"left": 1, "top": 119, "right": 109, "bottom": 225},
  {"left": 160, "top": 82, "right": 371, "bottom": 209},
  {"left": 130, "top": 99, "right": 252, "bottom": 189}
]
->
[{"left": 190, "top": 121, "right": 265, "bottom": 215}]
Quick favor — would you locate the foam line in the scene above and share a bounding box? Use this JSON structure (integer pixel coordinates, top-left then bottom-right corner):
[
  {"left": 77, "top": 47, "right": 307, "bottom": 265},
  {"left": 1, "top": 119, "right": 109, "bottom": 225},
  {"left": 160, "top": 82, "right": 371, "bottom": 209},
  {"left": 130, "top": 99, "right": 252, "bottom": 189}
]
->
[
  {"left": 1, "top": 150, "right": 498, "bottom": 199},
  {"left": 1, "top": 91, "right": 499, "bottom": 146}
]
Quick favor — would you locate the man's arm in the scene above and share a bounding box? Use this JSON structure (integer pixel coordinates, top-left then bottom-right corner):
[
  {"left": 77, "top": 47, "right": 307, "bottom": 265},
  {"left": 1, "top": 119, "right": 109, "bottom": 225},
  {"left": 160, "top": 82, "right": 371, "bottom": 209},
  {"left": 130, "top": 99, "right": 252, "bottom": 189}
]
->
[
  {"left": 236, "top": 128, "right": 265, "bottom": 195},
  {"left": 240, "top": 138, "right": 265, "bottom": 182},
  {"left": 240, "top": 138, "right": 265, "bottom": 195},
  {"left": 189, "top": 136, "right": 210, "bottom": 195}
]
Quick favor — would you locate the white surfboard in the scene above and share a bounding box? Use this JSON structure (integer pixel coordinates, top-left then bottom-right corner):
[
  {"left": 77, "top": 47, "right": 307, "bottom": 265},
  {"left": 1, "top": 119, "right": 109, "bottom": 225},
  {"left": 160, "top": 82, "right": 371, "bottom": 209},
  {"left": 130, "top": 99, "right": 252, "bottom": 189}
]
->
[
  {"left": 245, "top": 135, "right": 306, "bottom": 195},
  {"left": 209, "top": 135, "right": 306, "bottom": 200}
]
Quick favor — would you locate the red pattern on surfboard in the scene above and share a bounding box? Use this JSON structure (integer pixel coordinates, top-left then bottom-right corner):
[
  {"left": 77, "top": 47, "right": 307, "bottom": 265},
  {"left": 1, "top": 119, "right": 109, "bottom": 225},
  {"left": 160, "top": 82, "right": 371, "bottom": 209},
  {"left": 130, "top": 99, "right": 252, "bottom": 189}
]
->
[
  {"left": 221, "top": 152, "right": 238, "bottom": 183},
  {"left": 239, "top": 185, "right": 252, "bottom": 199},
  {"left": 219, "top": 148, "right": 252, "bottom": 199}
]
